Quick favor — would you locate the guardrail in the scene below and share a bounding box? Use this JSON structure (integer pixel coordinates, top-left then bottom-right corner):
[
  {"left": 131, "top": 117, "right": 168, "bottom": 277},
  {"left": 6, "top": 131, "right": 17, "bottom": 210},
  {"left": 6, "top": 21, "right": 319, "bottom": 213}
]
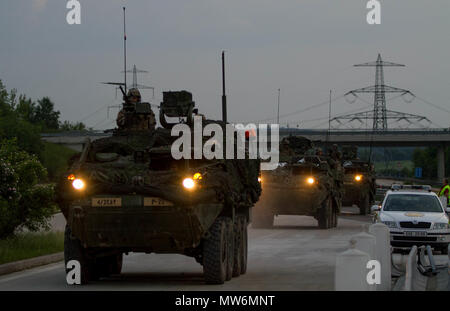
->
[{"left": 404, "top": 246, "right": 418, "bottom": 291}]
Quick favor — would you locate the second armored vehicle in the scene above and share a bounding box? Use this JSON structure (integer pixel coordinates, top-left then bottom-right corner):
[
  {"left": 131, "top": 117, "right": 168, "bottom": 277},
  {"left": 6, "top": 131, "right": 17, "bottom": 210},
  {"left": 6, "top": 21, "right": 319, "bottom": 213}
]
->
[
  {"left": 252, "top": 136, "right": 343, "bottom": 229},
  {"left": 341, "top": 146, "right": 376, "bottom": 215}
]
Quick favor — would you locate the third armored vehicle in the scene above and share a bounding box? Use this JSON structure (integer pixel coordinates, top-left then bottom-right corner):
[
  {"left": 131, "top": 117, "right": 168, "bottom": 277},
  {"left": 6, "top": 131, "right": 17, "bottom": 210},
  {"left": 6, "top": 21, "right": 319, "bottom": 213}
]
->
[
  {"left": 252, "top": 136, "right": 343, "bottom": 229},
  {"left": 57, "top": 90, "right": 261, "bottom": 284},
  {"left": 341, "top": 145, "right": 376, "bottom": 215}
]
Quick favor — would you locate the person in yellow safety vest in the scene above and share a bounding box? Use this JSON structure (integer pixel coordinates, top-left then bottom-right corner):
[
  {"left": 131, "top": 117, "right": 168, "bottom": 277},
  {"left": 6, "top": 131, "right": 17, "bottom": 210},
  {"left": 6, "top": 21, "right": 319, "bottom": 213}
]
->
[{"left": 438, "top": 178, "right": 450, "bottom": 207}]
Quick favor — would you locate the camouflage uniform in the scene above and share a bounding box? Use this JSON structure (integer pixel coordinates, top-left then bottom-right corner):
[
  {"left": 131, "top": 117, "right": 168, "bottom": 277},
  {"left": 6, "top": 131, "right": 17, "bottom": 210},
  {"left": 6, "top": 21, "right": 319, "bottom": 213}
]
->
[{"left": 116, "top": 88, "right": 156, "bottom": 130}]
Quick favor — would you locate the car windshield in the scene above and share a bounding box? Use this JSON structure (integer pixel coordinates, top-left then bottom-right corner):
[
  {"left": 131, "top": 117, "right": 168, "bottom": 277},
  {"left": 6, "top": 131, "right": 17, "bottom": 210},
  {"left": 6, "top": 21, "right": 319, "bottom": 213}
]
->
[{"left": 383, "top": 194, "right": 443, "bottom": 212}]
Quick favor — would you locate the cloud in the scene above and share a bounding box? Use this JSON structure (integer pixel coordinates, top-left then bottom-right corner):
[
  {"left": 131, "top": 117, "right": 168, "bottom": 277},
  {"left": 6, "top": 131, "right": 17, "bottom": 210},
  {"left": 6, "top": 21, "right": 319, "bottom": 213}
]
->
[{"left": 32, "top": 0, "right": 48, "bottom": 11}]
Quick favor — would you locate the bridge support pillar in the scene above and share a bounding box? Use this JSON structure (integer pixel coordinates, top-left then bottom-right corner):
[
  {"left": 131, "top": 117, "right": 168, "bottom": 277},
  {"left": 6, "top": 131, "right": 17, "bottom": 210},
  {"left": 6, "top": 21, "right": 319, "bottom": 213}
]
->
[{"left": 437, "top": 145, "right": 445, "bottom": 182}]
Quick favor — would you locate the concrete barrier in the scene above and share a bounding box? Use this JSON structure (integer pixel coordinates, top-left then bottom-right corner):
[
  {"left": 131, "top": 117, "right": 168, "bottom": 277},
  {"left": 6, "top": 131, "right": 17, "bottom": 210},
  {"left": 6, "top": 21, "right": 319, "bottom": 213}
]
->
[
  {"left": 369, "top": 223, "right": 391, "bottom": 290},
  {"left": 351, "top": 231, "right": 377, "bottom": 290},
  {"left": 335, "top": 241, "right": 371, "bottom": 291}
]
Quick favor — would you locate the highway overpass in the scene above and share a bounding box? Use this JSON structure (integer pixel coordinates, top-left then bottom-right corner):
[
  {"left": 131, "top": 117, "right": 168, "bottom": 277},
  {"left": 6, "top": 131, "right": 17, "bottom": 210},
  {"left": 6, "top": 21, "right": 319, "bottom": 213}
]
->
[{"left": 41, "top": 128, "right": 450, "bottom": 180}]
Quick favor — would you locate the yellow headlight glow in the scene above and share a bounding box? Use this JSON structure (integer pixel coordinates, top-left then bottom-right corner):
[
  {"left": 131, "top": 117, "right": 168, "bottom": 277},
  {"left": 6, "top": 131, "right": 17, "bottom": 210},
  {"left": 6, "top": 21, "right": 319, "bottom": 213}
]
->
[
  {"left": 258, "top": 176, "right": 262, "bottom": 183},
  {"left": 193, "top": 173, "right": 202, "bottom": 180},
  {"left": 307, "top": 177, "right": 315, "bottom": 185},
  {"left": 355, "top": 175, "right": 363, "bottom": 182},
  {"left": 183, "top": 178, "right": 195, "bottom": 190},
  {"left": 72, "top": 178, "right": 85, "bottom": 191}
]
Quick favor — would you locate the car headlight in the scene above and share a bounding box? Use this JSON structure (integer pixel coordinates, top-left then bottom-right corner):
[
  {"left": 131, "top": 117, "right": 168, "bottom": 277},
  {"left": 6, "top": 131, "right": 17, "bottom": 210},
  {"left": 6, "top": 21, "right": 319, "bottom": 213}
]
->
[
  {"left": 382, "top": 221, "right": 398, "bottom": 228},
  {"left": 72, "top": 178, "right": 86, "bottom": 191},
  {"left": 306, "top": 177, "right": 315, "bottom": 185},
  {"left": 354, "top": 174, "right": 363, "bottom": 182},
  {"left": 182, "top": 178, "right": 195, "bottom": 190},
  {"left": 433, "top": 223, "right": 449, "bottom": 230}
]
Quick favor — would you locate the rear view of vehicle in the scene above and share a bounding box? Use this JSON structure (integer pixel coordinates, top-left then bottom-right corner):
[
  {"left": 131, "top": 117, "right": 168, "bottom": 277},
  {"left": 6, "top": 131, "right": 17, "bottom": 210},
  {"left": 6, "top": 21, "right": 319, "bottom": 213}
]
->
[
  {"left": 374, "top": 184, "right": 450, "bottom": 254},
  {"left": 341, "top": 146, "right": 376, "bottom": 215},
  {"left": 253, "top": 136, "right": 343, "bottom": 229}
]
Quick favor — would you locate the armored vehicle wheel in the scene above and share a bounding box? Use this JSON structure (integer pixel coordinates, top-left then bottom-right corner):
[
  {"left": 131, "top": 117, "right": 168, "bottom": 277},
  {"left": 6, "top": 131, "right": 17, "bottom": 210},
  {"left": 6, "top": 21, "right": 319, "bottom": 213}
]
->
[
  {"left": 225, "top": 218, "right": 234, "bottom": 281},
  {"left": 96, "top": 253, "right": 123, "bottom": 277},
  {"left": 318, "top": 197, "right": 333, "bottom": 229},
  {"left": 359, "top": 195, "right": 370, "bottom": 215},
  {"left": 331, "top": 205, "right": 338, "bottom": 228},
  {"left": 252, "top": 208, "right": 274, "bottom": 228},
  {"left": 240, "top": 217, "right": 248, "bottom": 275},
  {"left": 232, "top": 217, "right": 243, "bottom": 277},
  {"left": 203, "top": 217, "right": 229, "bottom": 284},
  {"left": 64, "top": 225, "right": 93, "bottom": 284}
]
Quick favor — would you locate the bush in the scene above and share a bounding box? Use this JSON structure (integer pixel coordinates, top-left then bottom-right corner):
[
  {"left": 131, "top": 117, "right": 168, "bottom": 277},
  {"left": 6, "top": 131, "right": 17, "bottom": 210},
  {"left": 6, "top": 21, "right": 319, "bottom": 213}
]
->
[{"left": 0, "top": 139, "right": 55, "bottom": 238}]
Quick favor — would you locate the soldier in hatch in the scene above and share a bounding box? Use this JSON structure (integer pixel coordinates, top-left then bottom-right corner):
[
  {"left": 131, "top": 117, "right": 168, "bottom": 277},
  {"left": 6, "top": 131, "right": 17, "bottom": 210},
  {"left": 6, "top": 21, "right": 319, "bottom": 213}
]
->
[{"left": 116, "top": 88, "right": 156, "bottom": 130}]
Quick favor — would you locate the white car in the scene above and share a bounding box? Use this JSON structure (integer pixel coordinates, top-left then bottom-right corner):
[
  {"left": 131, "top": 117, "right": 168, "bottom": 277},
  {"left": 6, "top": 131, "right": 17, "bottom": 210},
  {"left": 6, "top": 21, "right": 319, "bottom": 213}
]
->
[{"left": 373, "top": 185, "right": 449, "bottom": 254}]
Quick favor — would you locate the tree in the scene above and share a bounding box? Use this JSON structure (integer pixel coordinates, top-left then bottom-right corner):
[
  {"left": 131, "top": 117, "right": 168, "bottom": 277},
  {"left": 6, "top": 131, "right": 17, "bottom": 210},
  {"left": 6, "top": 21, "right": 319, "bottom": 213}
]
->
[
  {"left": 60, "top": 120, "right": 87, "bottom": 131},
  {"left": 0, "top": 139, "right": 55, "bottom": 238},
  {"left": 34, "top": 97, "right": 60, "bottom": 130}
]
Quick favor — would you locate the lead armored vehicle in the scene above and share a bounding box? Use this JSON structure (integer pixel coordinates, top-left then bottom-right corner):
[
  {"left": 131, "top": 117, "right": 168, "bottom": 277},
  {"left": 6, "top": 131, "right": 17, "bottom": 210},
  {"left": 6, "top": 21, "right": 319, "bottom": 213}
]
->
[
  {"left": 252, "top": 136, "right": 343, "bottom": 229},
  {"left": 341, "top": 145, "right": 376, "bottom": 215},
  {"left": 57, "top": 90, "right": 261, "bottom": 284}
]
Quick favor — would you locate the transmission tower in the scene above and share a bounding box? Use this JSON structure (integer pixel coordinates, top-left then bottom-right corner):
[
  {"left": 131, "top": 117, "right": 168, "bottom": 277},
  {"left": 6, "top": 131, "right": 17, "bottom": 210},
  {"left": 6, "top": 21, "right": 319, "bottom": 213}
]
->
[
  {"left": 122, "top": 65, "right": 155, "bottom": 98},
  {"left": 331, "top": 54, "right": 431, "bottom": 130}
]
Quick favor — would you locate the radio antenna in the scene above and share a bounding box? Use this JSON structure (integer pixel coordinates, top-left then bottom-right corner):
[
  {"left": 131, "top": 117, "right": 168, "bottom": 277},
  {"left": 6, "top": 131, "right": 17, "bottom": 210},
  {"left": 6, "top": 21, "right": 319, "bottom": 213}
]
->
[
  {"left": 222, "top": 51, "right": 227, "bottom": 123},
  {"left": 123, "top": 7, "right": 127, "bottom": 95}
]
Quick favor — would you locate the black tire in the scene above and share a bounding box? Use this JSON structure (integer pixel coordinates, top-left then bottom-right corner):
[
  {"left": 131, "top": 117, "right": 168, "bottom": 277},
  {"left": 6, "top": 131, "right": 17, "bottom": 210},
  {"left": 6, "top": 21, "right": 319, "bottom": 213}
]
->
[
  {"left": 225, "top": 218, "right": 234, "bottom": 281},
  {"left": 232, "top": 217, "right": 243, "bottom": 277},
  {"left": 64, "top": 225, "right": 93, "bottom": 284},
  {"left": 332, "top": 203, "right": 338, "bottom": 228},
  {"left": 440, "top": 246, "right": 448, "bottom": 255},
  {"left": 359, "top": 195, "right": 370, "bottom": 215},
  {"left": 111, "top": 253, "right": 123, "bottom": 275},
  {"left": 203, "top": 217, "right": 229, "bottom": 284},
  {"left": 318, "top": 197, "right": 332, "bottom": 229},
  {"left": 96, "top": 253, "right": 123, "bottom": 277},
  {"left": 252, "top": 208, "right": 273, "bottom": 228},
  {"left": 240, "top": 217, "right": 248, "bottom": 275}
]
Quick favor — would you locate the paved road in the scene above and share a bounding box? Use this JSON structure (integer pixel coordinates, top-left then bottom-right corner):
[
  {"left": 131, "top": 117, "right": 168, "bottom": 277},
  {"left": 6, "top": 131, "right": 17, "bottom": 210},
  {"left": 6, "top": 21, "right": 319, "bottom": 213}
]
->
[{"left": 0, "top": 212, "right": 372, "bottom": 291}]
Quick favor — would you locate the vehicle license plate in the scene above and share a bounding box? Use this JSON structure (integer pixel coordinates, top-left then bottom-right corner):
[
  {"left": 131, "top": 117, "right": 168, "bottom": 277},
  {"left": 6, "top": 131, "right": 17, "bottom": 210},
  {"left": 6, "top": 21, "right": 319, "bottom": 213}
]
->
[
  {"left": 404, "top": 231, "right": 427, "bottom": 237},
  {"left": 144, "top": 197, "right": 174, "bottom": 207},
  {"left": 92, "top": 197, "right": 122, "bottom": 207}
]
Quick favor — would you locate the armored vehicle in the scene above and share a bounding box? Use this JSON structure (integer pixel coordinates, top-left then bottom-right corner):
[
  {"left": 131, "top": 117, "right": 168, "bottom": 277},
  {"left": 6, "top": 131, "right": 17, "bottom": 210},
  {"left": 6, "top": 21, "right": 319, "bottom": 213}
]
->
[
  {"left": 341, "top": 146, "right": 376, "bottom": 215},
  {"left": 252, "top": 136, "right": 343, "bottom": 229},
  {"left": 57, "top": 90, "right": 261, "bottom": 284}
]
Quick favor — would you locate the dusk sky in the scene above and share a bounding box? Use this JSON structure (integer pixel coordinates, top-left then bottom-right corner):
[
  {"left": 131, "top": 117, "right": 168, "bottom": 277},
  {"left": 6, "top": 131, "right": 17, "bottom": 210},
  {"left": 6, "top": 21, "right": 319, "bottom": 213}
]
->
[{"left": 1, "top": 0, "right": 449, "bottom": 130}]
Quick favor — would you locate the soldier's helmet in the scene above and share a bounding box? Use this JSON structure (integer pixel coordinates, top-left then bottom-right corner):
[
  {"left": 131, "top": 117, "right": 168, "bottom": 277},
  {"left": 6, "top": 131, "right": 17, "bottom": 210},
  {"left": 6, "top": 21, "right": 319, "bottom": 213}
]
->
[{"left": 127, "top": 88, "right": 141, "bottom": 103}]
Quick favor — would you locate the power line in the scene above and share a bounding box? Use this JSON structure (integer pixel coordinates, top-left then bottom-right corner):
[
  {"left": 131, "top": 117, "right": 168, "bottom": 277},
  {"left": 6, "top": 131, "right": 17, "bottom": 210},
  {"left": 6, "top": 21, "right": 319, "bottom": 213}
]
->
[{"left": 248, "top": 94, "right": 345, "bottom": 124}]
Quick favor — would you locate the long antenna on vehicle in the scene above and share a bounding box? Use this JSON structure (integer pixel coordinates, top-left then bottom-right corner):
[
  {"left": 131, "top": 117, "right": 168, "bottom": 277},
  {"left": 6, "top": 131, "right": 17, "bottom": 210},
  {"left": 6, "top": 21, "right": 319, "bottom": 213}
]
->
[
  {"left": 123, "top": 7, "right": 127, "bottom": 95},
  {"left": 277, "top": 88, "right": 281, "bottom": 125},
  {"left": 222, "top": 51, "right": 227, "bottom": 123}
]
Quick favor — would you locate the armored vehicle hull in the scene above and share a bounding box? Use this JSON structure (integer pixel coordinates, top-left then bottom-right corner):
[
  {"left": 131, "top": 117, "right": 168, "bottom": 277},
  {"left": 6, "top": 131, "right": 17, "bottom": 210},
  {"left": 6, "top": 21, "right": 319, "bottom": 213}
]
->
[
  {"left": 341, "top": 146, "right": 376, "bottom": 215},
  {"left": 252, "top": 136, "right": 343, "bottom": 229},
  {"left": 57, "top": 92, "right": 261, "bottom": 285}
]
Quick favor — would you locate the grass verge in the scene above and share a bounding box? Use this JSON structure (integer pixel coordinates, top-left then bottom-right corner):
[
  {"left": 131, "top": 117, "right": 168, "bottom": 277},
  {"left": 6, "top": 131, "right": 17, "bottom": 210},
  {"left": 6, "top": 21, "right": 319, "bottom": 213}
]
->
[{"left": 0, "top": 232, "right": 64, "bottom": 265}]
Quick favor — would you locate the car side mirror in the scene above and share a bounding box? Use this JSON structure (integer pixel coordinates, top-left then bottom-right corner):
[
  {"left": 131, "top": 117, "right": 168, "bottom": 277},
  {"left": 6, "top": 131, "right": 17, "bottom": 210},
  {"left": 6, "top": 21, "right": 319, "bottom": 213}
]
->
[
  {"left": 371, "top": 205, "right": 380, "bottom": 213},
  {"left": 446, "top": 207, "right": 450, "bottom": 214}
]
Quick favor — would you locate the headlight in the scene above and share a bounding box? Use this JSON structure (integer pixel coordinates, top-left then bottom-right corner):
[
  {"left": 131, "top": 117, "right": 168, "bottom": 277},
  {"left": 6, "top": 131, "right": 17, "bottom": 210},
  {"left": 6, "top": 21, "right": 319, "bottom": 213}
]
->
[
  {"left": 258, "top": 176, "right": 262, "bottom": 183},
  {"left": 433, "top": 223, "right": 449, "bottom": 230},
  {"left": 382, "top": 221, "right": 398, "bottom": 228},
  {"left": 72, "top": 178, "right": 85, "bottom": 191},
  {"left": 183, "top": 178, "right": 195, "bottom": 190},
  {"left": 354, "top": 175, "right": 363, "bottom": 182},
  {"left": 306, "top": 177, "right": 315, "bottom": 185}
]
